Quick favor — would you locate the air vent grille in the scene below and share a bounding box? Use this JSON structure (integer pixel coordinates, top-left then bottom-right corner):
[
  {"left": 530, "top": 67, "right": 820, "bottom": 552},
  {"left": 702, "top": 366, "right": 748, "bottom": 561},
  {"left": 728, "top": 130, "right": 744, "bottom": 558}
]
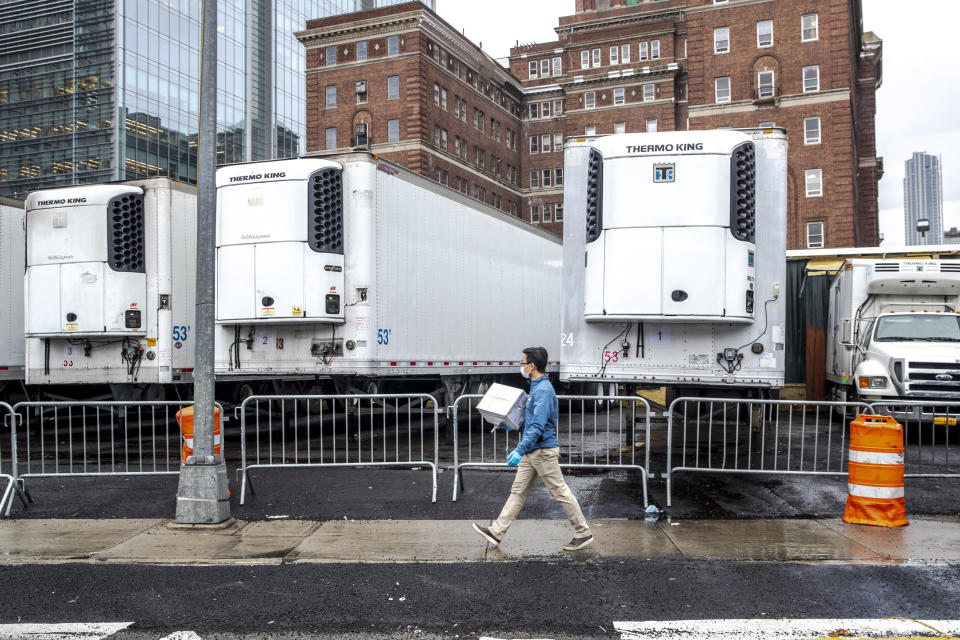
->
[
  {"left": 585, "top": 149, "right": 603, "bottom": 243},
  {"left": 874, "top": 263, "right": 900, "bottom": 272},
  {"left": 729, "top": 142, "right": 755, "bottom": 243},
  {"left": 940, "top": 263, "right": 960, "bottom": 272},
  {"left": 308, "top": 168, "right": 344, "bottom": 254},
  {"left": 107, "top": 193, "right": 145, "bottom": 273}
]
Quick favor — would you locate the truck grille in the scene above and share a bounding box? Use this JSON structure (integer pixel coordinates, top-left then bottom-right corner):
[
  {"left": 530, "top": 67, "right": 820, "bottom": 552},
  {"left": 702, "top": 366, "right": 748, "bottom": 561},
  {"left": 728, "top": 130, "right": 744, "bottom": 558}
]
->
[
  {"left": 905, "top": 361, "right": 960, "bottom": 396},
  {"left": 729, "top": 142, "right": 755, "bottom": 243},
  {"left": 308, "top": 168, "right": 344, "bottom": 255},
  {"left": 107, "top": 194, "right": 145, "bottom": 273},
  {"left": 585, "top": 149, "right": 603, "bottom": 244}
]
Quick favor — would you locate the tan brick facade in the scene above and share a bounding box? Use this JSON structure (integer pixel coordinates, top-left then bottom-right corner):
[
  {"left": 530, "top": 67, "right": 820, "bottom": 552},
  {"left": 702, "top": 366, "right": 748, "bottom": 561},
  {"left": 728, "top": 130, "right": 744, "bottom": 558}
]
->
[{"left": 298, "top": 0, "right": 882, "bottom": 248}]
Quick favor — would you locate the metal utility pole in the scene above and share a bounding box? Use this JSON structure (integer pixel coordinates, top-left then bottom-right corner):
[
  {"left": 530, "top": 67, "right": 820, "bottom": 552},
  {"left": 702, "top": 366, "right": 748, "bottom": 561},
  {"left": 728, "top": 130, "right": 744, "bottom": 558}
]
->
[{"left": 175, "top": 0, "right": 231, "bottom": 524}]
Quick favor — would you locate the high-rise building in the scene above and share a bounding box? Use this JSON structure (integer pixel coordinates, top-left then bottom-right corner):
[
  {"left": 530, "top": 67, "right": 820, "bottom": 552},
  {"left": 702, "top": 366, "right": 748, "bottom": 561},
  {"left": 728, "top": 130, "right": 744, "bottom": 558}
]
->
[
  {"left": 298, "top": 0, "right": 882, "bottom": 248},
  {"left": 903, "top": 152, "right": 943, "bottom": 246},
  {"left": 0, "top": 0, "right": 434, "bottom": 198}
]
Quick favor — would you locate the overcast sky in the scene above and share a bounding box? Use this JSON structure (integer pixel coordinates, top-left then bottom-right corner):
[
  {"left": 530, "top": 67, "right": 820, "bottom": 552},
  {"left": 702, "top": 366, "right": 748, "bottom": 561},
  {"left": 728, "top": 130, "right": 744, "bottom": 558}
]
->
[{"left": 434, "top": 0, "right": 957, "bottom": 247}]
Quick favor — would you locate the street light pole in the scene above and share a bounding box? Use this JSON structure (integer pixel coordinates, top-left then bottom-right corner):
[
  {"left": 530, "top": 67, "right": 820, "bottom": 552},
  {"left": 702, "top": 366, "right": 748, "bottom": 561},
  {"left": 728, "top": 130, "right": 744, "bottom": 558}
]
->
[
  {"left": 175, "top": 0, "right": 230, "bottom": 524},
  {"left": 917, "top": 218, "right": 931, "bottom": 245}
]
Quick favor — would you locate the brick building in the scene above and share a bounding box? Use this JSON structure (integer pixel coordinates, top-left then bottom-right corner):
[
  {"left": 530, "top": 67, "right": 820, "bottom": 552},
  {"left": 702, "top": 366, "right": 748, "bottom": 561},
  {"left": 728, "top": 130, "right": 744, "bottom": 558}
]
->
[{"left": 298, "top": 0, "right": 882, "bottom": 248}]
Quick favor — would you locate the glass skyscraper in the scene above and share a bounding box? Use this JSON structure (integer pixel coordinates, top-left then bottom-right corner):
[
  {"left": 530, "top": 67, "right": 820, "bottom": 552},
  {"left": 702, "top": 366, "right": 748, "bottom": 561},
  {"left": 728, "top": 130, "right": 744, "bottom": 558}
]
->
[
  {"left": 0, "top": 0, "right": 430, "bottom": 198},
  {"left": 903, "top": 152, "right": 944, "bottom": 246}
]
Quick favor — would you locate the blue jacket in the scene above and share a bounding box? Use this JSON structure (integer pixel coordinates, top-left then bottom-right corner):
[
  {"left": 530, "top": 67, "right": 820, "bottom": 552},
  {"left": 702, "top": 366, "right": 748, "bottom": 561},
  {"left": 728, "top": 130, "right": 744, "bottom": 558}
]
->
[{"left": 515, "top": 375, "right": 560, "bottom": 455}]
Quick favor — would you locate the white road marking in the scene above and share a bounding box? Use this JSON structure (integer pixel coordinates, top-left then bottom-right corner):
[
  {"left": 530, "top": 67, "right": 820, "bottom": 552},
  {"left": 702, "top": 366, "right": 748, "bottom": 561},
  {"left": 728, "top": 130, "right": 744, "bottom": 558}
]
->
[
  {"left": 0, "top": 622, "right": 133, "bottom": 640},
  {"left": 614, "top": 618, "right": 960, "bottom": 639},
  {"left": 159, "top": 632, "right": 203, "bottom": 640}
]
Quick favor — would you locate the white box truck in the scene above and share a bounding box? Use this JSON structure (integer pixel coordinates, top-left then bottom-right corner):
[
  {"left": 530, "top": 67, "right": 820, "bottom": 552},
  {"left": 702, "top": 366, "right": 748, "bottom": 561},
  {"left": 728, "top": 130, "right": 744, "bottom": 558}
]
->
[
  {"left": 559, "top": 129, "right": 788, "bottom": 394},
  {"left": 214, "top": 154, "right": 561, "bottom": 404},
  {"left": 827, "top": 258, "right": 960, "bottom": 404},
  {"left": 0, "top": 196, "right": 25, "bottom": 393},
  {"left": 24, "top": 180, "right": 197, "bottom": 399}
]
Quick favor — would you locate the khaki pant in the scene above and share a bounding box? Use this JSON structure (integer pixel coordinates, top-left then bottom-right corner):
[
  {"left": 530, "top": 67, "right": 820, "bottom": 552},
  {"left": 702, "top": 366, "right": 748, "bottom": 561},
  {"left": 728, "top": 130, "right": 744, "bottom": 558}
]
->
[{"left": 489, "top": 447, "right": 591, "bottom": 539}]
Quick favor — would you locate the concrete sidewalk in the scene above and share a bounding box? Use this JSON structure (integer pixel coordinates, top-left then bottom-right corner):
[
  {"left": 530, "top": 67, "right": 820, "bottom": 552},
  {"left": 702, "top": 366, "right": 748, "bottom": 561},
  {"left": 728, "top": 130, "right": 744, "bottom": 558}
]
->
[{"left": 1, "top": 517, "right": 959, "bottom": 565}]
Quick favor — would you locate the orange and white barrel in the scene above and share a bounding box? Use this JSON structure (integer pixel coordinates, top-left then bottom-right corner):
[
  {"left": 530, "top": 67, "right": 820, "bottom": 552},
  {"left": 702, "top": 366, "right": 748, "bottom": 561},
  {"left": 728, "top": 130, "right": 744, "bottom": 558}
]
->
[
  {"left": 177, "top": 405, "right": 222, "bottom": 464},
  {"left": 843, "top": 414, "right": 908, "bottom": 527}
]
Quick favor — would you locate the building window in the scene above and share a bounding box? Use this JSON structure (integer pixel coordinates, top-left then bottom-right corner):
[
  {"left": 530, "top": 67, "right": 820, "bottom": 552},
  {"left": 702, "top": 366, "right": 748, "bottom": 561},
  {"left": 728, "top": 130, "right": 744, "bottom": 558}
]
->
[
  {"left": 325, "top": 85, "right": 337, "bottom": 108},
  {"left": 441, "top": 129, "right": 448, "bottom": 151},
  {"left": 387, "top": 76, "right": 399, "bottom": 100},
  {"left": 541, "top": 134, "right": 552, "bottom": 153},
  {"left": 614, "top": 87, "right": 625, "bottom": 105},
  {"left": 441, "top": 87, "right": 448, "bottom": 110},
  {"left": 555, "top": 203, "right": 564, "bottom": 221},
  {"left": 530, "top": 170, "right": 539, "bottom": 188},
  {"left": 757, "top": 71, "right": 775, "bottom": 98},
  {"left": 805, "top": 168, "right": 823, "bottom": 197},
  {"left": 581, "top": 50, "right": 590, "bottom": 69},
  {"left": 651, "top": 40, "right": 660, "bottom": 59},
  {"left": 356, "top": 40, "right": 367, "bottom": 61},
  {"left": 714, "top": 27, "right": 730, "bottom": 54},
  {"left": 541, "top": 59, "right": 550, "bottom": 76},
  {"left": 610, "top": 45, "right": 619, "bottom": 65},
  {"left": 529, "top": 136, "right": 539, "bottom": 153},
  {"left": 715, "top": 76, "right": 731, "bottom": 103},
  {"left": 531, "top": 205, "right": 540, "bottom": 223},
  {"left": 585, "top": 124, "right": 596, "bottom": 135},
  {"left": 388, "top": 119, "right": 400, "bottom": 142},
  {"left": 543, "top": 203, "right": 552, "bottom": 223},
  {"left": 552, "top": 56, "right": 562, "bottom": 76},
  {"left": 757, "top": 20, "right": 773, "bottom": 47},
  {"left": 325, "top": 45, "right": 336, "bottom": 66},
  {"left": 759, "top": 121, "right": 775, "bottom": 128},
  {"left": 542, "top": 169, "right": 552, "bottom": 188},
  {"left": 387, "top": 35, "right": 399, "bottom": 55},
  {"left": 643, "top": 83, "right": 655, "bottom": 102},
  {"left": 621, "top": 44, "right": 631, "bottom": 63},
  {"left": 802, "top": 13, "right": 819, "bottom": 42},
  {"left": 803, "top": 65, "right": 820, "bottom": 93},
  {"left": 553, "top": 99, "right": 563, "bottom": 115},
  {"left": 592, "top": 48, "right": 601, "bottom": 67},
  {"left": 555, "top": 168, "right": 563, "bottom": 185},
  {"left": 433, "top": 83, "right": 441, "bottom": 106},
  {"left": 325, "top": 127, "right": 337, "bottom": 150},
  {"left": 646, "top": 118, "right": 657, "bottom": 132},
  {"left": 541, "top": 101, "right": 551, "bottom": 118},
  {"left": 804, "top": 116, "right": 821, "bottom": 144},
  {"left": 806, "top": 221, "right": 824, "bottom": 248},
  {"left": 356, "top": 80, "right": 368, "bottom": 104},
  {"left": 639, "top": 41, "right": 648, "bottom": 60},
  {"left": 614, "top": 121, "right": 626, "bottom": 134},
  {"left": 554, "top": 132, "right": 563, "bottom": 150},
  {"left": 529, "top": 60, "right": 538, "bottom": 79},
  {"left": 585, "top": 91, "right": 596, "bottom": 108},
  {"left": 434, "top": 126, "right": 442, "bottom": 148},
  {"left": 528, "top": 103, "right": 539, "bottom": 119}
]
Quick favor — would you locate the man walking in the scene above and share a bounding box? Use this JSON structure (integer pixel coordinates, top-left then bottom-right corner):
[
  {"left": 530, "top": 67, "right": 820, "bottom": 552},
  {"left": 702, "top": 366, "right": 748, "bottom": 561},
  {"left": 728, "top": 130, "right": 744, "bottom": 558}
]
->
[{"left": 472, "top": 347, "right": 594, "bottom": 551}]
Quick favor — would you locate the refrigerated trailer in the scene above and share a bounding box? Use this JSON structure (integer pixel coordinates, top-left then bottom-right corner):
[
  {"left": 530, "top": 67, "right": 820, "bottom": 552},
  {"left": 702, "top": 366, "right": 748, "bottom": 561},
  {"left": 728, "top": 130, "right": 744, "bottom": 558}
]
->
[
  {"left": 827, "top": 258, "right": 960, "bottom": 403},
  {"left": 214, "top": 154, "right": 562, "bottom": 403},
  {"left": 560, "top": 129, "right": 788, "bottom": 394},
  {"left": 24, "top": 180, "right": 197, "bottom": 400},
  {"left": 0, "top": 197, "right": 25, "bottom": 392}
]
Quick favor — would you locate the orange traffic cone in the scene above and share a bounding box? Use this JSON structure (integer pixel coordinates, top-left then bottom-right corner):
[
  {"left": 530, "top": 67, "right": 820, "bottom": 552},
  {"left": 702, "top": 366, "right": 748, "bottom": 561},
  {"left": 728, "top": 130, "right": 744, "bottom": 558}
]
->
[{"left": 843, "top": 414, "right": 908, "bottom": 527}]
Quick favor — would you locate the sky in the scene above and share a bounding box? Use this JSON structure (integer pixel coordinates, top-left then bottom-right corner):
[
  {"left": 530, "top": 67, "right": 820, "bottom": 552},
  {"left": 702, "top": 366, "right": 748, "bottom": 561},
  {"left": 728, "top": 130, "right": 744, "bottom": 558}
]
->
[{"left": 433, "top": 0, "right": 958, "bottom": 247}]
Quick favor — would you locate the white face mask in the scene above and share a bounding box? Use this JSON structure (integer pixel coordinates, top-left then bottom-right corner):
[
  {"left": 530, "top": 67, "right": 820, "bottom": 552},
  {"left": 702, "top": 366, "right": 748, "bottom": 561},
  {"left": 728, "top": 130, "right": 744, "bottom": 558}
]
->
[{"left": 520, "top": 363, "right": 531, "bottom": 379}]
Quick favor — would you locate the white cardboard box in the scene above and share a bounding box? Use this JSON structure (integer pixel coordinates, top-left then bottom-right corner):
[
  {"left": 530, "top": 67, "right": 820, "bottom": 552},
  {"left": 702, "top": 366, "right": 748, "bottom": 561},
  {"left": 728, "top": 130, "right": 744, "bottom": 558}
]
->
[{"left": 476, "top": 383, "right": 528, "bottom": 430}]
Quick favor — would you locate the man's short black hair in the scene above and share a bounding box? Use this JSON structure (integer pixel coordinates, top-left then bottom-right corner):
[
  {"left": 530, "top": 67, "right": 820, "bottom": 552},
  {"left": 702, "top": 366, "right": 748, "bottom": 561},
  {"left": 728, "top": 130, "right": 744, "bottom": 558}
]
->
[{"left": 523, "top": 347, "right": 548, "bottom": 373}]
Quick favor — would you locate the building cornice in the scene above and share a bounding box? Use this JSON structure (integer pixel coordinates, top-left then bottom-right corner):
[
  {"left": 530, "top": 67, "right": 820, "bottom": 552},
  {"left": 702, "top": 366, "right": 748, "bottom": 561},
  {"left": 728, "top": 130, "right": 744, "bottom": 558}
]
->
[{"left": 554, "top": 6, "right": 686, "bottom": 37}]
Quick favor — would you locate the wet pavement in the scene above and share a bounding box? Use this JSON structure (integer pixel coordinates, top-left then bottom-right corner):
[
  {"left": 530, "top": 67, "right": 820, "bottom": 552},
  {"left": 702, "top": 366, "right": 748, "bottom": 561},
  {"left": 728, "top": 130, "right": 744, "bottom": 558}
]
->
[{"left": 2, "top": 516, "right": 959, "bottom": 565}]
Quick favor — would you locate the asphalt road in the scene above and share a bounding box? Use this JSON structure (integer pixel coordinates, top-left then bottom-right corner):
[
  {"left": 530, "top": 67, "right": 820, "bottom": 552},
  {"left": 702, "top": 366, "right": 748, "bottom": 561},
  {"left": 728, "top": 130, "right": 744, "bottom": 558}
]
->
[{"left": 2, "top": 560, "right": 959, "bottom": 638}]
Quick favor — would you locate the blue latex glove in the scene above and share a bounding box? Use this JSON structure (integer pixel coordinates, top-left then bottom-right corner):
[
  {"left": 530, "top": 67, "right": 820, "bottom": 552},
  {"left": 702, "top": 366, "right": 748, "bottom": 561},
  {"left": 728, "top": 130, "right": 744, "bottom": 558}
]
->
[
  {"left": 499, "top": 422, "right": 512, "bottom": 431},
  {"left": 506, "top": 450, "right": 522, "bottom": 466}
]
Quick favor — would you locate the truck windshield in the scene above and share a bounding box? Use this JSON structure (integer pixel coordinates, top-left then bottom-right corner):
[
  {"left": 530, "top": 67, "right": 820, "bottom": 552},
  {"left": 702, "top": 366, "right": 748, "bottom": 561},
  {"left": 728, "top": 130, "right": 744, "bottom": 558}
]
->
[{"left": 874, "top": 314, "right": 960, "bottom": 342}]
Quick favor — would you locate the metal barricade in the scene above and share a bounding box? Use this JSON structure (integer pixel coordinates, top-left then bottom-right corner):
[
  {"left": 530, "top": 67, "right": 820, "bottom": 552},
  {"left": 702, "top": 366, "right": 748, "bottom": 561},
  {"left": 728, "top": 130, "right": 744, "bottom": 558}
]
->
[
  {"left": 9, "top": 401, "right": 220, "bottom": 514},
  {"left": 666, "top": 397, "right": 872, "bottom": 507},
  {"left": 1, "top": 402, "right": 24, "bottom": 517},
  {"left": 868, "top": 400, "right": 960, "bottom": 479},
  {"left": 237, "top": 394, "right": 439, "bottom": 505},
  {"left": 452, "top": 394, "right": 651, "bottom": 507}
]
